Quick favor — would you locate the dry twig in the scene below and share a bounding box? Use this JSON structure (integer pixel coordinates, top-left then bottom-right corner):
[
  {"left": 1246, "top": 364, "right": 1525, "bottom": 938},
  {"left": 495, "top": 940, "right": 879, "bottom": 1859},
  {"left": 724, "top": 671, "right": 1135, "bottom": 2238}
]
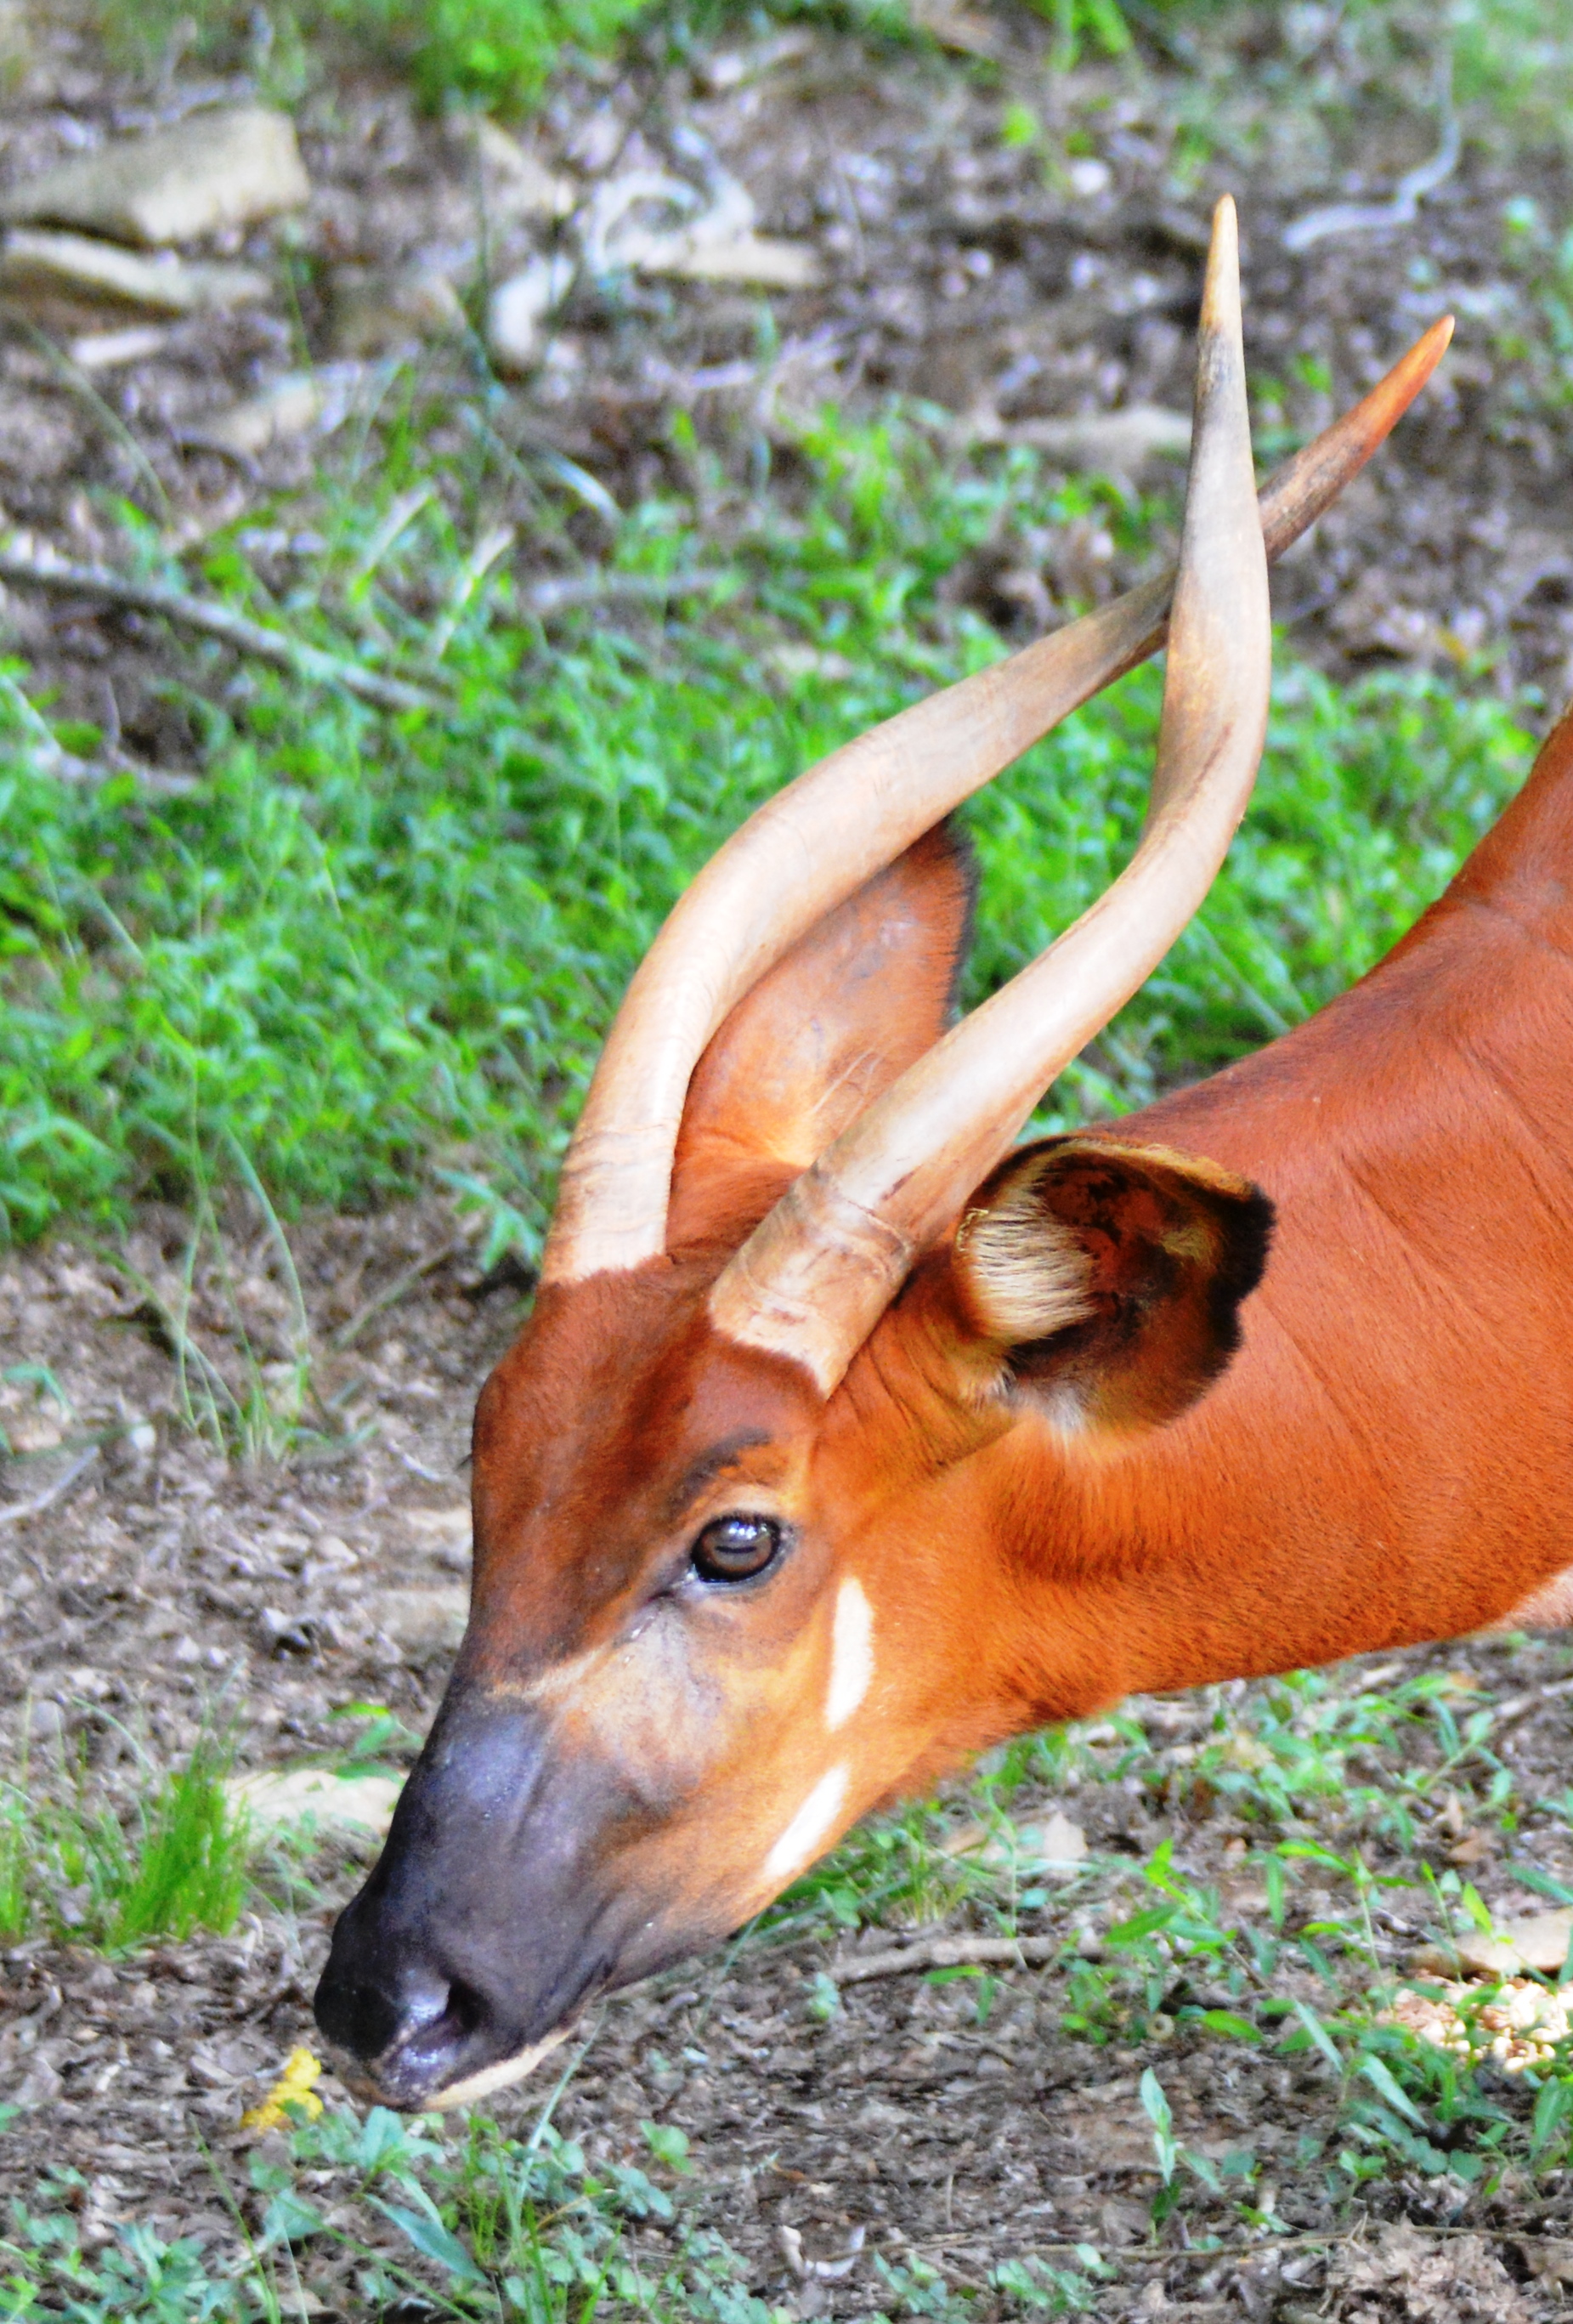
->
[
  {"left": 523, "top": 567, "right": 733, "bottom": 618},
  {"left": 829, "top": 1933, "right": 1058, "bottom": 1983},
  {"left": 0, "top": 541, "right": 446, "bottom": 714}
]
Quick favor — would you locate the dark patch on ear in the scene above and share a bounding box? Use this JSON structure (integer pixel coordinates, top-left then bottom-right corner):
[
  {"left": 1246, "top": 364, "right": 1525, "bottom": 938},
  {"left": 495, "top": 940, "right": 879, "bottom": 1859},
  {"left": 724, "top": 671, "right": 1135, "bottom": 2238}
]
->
[
  {"left": 1197, "top": 1176, "right": 1274, "bottom": 1369},
  {"left": 955, "top": 1137, "right": 1275, "bottom": 1434}
]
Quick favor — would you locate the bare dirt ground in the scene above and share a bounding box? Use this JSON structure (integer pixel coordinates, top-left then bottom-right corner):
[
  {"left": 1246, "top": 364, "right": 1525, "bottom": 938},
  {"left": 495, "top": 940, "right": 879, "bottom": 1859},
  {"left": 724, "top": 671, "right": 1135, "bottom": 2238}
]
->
[
  {"left": 7, "top": 4, "right": 1573, "bottom": 2318},
  {"left": 10, "top": 1224, "right": 1573, "bottom": 2318}
]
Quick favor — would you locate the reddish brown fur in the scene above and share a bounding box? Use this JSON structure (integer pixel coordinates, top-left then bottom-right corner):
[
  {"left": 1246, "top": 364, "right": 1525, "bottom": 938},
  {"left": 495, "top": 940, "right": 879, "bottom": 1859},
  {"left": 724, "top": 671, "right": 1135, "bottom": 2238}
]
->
[
  {"left": 318, "top": 697, "right": 1573, "bottom": 2108},
  {"left": 668, "top": 825, "right": 973, "bottom": 1250},
  {"left": 482, "top": 692, "right": 1573, "bottom": 1871}
]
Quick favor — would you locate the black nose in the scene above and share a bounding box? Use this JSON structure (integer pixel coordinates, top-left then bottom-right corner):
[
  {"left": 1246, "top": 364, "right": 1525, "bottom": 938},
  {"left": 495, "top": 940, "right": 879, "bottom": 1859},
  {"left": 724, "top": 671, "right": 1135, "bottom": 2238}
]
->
[
  {"left": 312, "top": 1697, "right": 617, "bottom": 2108},
  {"left": 314, "top": 1894, "right": 500, "bottom": 2108}
]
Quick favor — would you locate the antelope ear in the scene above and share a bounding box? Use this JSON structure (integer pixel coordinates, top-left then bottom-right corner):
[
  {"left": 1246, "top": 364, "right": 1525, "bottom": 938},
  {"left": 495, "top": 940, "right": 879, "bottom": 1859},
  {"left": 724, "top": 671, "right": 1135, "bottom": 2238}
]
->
[
  {"left": 667, "top": 822, "right": 975, "bottom": 1251},
  {"left": 951, "top": 1137, "right": 1273, "bottom": 1433}
]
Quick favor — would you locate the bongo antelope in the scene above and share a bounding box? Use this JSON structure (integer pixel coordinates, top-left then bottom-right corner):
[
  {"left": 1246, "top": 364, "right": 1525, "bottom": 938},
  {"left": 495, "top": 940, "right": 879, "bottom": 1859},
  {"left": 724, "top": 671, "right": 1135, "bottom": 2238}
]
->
[{"left": 317, "top": 207, "right": 1514, "bottom": 2111}]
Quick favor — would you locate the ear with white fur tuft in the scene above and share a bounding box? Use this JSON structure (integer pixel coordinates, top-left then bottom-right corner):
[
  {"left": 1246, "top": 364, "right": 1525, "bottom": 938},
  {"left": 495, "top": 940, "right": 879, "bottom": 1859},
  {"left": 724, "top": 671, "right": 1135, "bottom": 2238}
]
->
[{"left": 952, "top": 1138, "right": 1273, "bottom": 1433}]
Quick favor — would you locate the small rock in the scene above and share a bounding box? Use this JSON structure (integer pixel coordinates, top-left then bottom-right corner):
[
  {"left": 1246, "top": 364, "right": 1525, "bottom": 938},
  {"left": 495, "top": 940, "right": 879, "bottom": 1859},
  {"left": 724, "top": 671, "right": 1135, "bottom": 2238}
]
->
[
  {"left": 197, "top": 375, "right": 325, "bottom": 456},
  {"left": 1009, "top": 405, "right": 1192, "bottom": 474},
  {"left": 486, "top": 252, "right": 574, "bottom": 374},
  {"left": 186, "top": 366, "right": 364, "bottom": 458},
  {"left": 257, "top": 1607, "right": 317, "bottom": 1655},
  {"left": 1027, "top": 1810, "right": 1089, "bottom": 1868},
  {"left": 66, "top": 323, "right": 172, "bottom": 371},
  {"left": 699, "top": 30, "right": 816, "bottom": 92},
  {"left": 3, "top": 106, "right": 308, "bottom": 247},
  {"left": 367, "top": 1584, "right": 468, "bottom": 1657},
  {"left": 226, "top": 1767, "right": 403, "bottom": 1841},
  {"left": 464, "top": 118, "right": 575, "bottom": 221},
  {"left": 945, "top": 1810, "right": 1087, "bottom": 1873},
  {"left": 331, "top": 262, "right": 466, "bottom": 358},
  {"left": 663, "top": 234, "right": 819, "bottom": 288},
  {"left": 0, "top": 229, "right": 272, "bottom": 325},
  {"left": 908, "top": 0, "right": 1003, "bottom": 58},
  {"left": 403, "top": 1505, "right": 472, "bottom": 1572},
  {"left": 15, "top": 2050, "right": 62, "bottom": 2109},
  {"left": 581, "top": 167, "right": 818, "bottom": 290},
  {"left": 1067, "top": 157, "right": 1114, "bottom": 198},
  {"left": 1411, "top": 1904, "right": 1572, "bottom": 1976}
]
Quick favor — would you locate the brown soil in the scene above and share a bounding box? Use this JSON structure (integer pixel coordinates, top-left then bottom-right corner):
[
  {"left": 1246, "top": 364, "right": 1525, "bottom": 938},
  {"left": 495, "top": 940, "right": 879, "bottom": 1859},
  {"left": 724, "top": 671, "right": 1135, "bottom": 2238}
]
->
[
  {"left": 6, "top": 6, "right": 1573, "bottom": 2320},
  {"left": 9, "top": 1219, "right": 1573, "bottom": 2321}
]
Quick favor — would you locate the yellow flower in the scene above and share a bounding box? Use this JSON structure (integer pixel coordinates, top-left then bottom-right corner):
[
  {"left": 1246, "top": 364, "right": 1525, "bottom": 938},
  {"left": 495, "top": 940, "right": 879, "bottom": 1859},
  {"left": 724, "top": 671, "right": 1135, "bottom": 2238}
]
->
[{"left": 240, "top": 2045, "right": 325, "bottom": 2133}]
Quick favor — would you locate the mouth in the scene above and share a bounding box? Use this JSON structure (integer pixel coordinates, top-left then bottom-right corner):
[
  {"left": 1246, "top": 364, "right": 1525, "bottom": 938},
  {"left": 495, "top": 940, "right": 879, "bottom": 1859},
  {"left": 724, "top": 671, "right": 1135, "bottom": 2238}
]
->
[
  {"left": 313, "top": 1928, "right": 602, "bottom": 2111},
  {"left": 324, "top": 2020, "right": 576, "bottom": 2113}
]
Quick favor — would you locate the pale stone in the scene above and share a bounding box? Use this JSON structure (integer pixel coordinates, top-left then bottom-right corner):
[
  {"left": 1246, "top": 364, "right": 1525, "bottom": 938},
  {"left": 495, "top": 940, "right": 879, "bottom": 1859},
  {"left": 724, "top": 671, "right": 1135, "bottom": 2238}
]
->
[
  {"left": 367, "top": 1584, "right": 469, "bottom": 1656},
  {"left": 1028, "top": 1811, "right": 1089, "bottom": 1868},
  {"left": 946, "top": 1811, "right": 1088, "bottom": 1873},
  {"left": 1411, "top": 1904, "right": 1573, "bottom": 1977},
  {"left": 582, "top": 167, "right": 750, "bottom": 276},
  {"left": 1067, "top": 157, "right": 1114, "bottom": 198},
  {"left": 402, "top": 1505, "right": 471, "bottom": 1546},
  {"left": 485, "top": 252, "right": 574, "bottom": 374},
  {"left": 401, "top": 1505, "right": 472, "bottom": 1573},
  {"left": 580, "top": 167, "right": 815, "bottom": 288},
  {"left": 662, "top": 234, "right": 818, "bottom": 288},
  {"left": 1010, "top": 405, "right": 1192, "bottom": 473},
  {"left": 190, "top": 369, "right": 373, "bottom": 457},
  {"left": 0, "top": 229, "right": 271, "bottom": 321},
  {"left": 907, "top": 0, "right": 1002, "bottom": 58},
  {"left": 3, "top": 107, "right": 308, "bottom": 247},
  {"left": 331, "top": 263, "right": 465, "bottom": 359},
  {"left": 227, "top": 1767, "right": 403, "bottom": 1840},
  {"left": 199, "top": 376, "right": 327, "bottom": 456},
  {"left": 66, "top": 324, "right": 172, "bottom": 370},
  {"left": 467, "top": 118, "right": 575, "bottom": 220}
]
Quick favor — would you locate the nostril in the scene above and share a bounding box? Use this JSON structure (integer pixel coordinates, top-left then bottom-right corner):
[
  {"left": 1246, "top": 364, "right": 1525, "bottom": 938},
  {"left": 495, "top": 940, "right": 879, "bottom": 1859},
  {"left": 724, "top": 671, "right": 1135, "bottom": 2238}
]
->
[{"left": 440, "top": 1975, "right": 488, "bottom": 2044}]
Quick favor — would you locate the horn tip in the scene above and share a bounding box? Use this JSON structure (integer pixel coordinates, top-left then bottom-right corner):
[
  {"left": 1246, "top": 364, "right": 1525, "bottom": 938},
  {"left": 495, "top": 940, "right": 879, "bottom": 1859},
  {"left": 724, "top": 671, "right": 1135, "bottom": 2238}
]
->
[{"left": 1201, "top": 196, "right": 1242, "bottom": 337}]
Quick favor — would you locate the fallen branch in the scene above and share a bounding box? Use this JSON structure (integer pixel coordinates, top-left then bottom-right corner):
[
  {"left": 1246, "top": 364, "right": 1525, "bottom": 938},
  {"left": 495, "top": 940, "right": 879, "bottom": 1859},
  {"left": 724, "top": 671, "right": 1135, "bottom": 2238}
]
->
[
  {"left": 829, "top": 1933, "right": 1058, "bottom": 1984},
  {"left": 0, "top": 669, "right": 198, "bottom": 795},
  {"left": 0, "top": 541, "right": 447, "bottom": 716},
  {"left": 523, "top": 567, "right": 733, "bottom": 618}
]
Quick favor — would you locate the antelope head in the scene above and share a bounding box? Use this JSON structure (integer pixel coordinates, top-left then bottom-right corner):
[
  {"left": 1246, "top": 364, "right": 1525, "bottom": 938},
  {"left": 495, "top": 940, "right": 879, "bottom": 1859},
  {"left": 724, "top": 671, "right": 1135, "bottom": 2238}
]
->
[{"left": 315, "top": 207, "right": 1451, "bottom": 2110}]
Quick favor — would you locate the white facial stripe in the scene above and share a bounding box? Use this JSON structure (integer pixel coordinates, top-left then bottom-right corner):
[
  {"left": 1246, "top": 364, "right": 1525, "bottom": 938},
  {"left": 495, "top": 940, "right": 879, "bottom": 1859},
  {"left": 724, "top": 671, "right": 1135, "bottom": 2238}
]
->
[
  {"left": 764, "top": 1763, "right": 849, "bottom": 1886},
  {"left": 826, "top": 1577, "right": 874, "bottom": 1732}
]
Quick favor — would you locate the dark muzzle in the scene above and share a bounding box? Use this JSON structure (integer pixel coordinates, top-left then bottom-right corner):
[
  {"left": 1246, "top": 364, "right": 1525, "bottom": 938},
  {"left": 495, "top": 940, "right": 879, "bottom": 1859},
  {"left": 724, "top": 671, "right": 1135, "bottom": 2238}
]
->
[{"left": 314, "top": 1700, "right": 616, "bottom": 2107}]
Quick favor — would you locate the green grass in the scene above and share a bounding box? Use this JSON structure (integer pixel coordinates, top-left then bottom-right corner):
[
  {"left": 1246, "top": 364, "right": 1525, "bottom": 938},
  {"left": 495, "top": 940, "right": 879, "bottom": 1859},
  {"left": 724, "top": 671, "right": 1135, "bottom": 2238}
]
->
[
  {"left": 0, "top": 404, "right": 1537, "bottom": 1257},
  {"left": 93, "top": 0, "right": 1141, "bottom": 108},
  {"left": 0, "top": 1729, "right": 252, "bottom": 1949}
]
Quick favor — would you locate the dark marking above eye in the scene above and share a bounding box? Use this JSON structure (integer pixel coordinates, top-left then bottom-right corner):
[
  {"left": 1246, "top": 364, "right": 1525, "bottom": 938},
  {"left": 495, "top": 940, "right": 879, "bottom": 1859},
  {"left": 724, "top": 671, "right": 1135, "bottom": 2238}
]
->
[{"left": 665, "top": 1432, "right": 774, "bottom": 1528}]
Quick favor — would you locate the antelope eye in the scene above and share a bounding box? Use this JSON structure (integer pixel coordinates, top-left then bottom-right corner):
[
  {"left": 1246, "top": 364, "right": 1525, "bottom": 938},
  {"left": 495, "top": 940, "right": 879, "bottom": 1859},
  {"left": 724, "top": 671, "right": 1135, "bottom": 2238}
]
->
[{"left": 691, "top": 1514, "right": 783, "bottom": 1584}]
